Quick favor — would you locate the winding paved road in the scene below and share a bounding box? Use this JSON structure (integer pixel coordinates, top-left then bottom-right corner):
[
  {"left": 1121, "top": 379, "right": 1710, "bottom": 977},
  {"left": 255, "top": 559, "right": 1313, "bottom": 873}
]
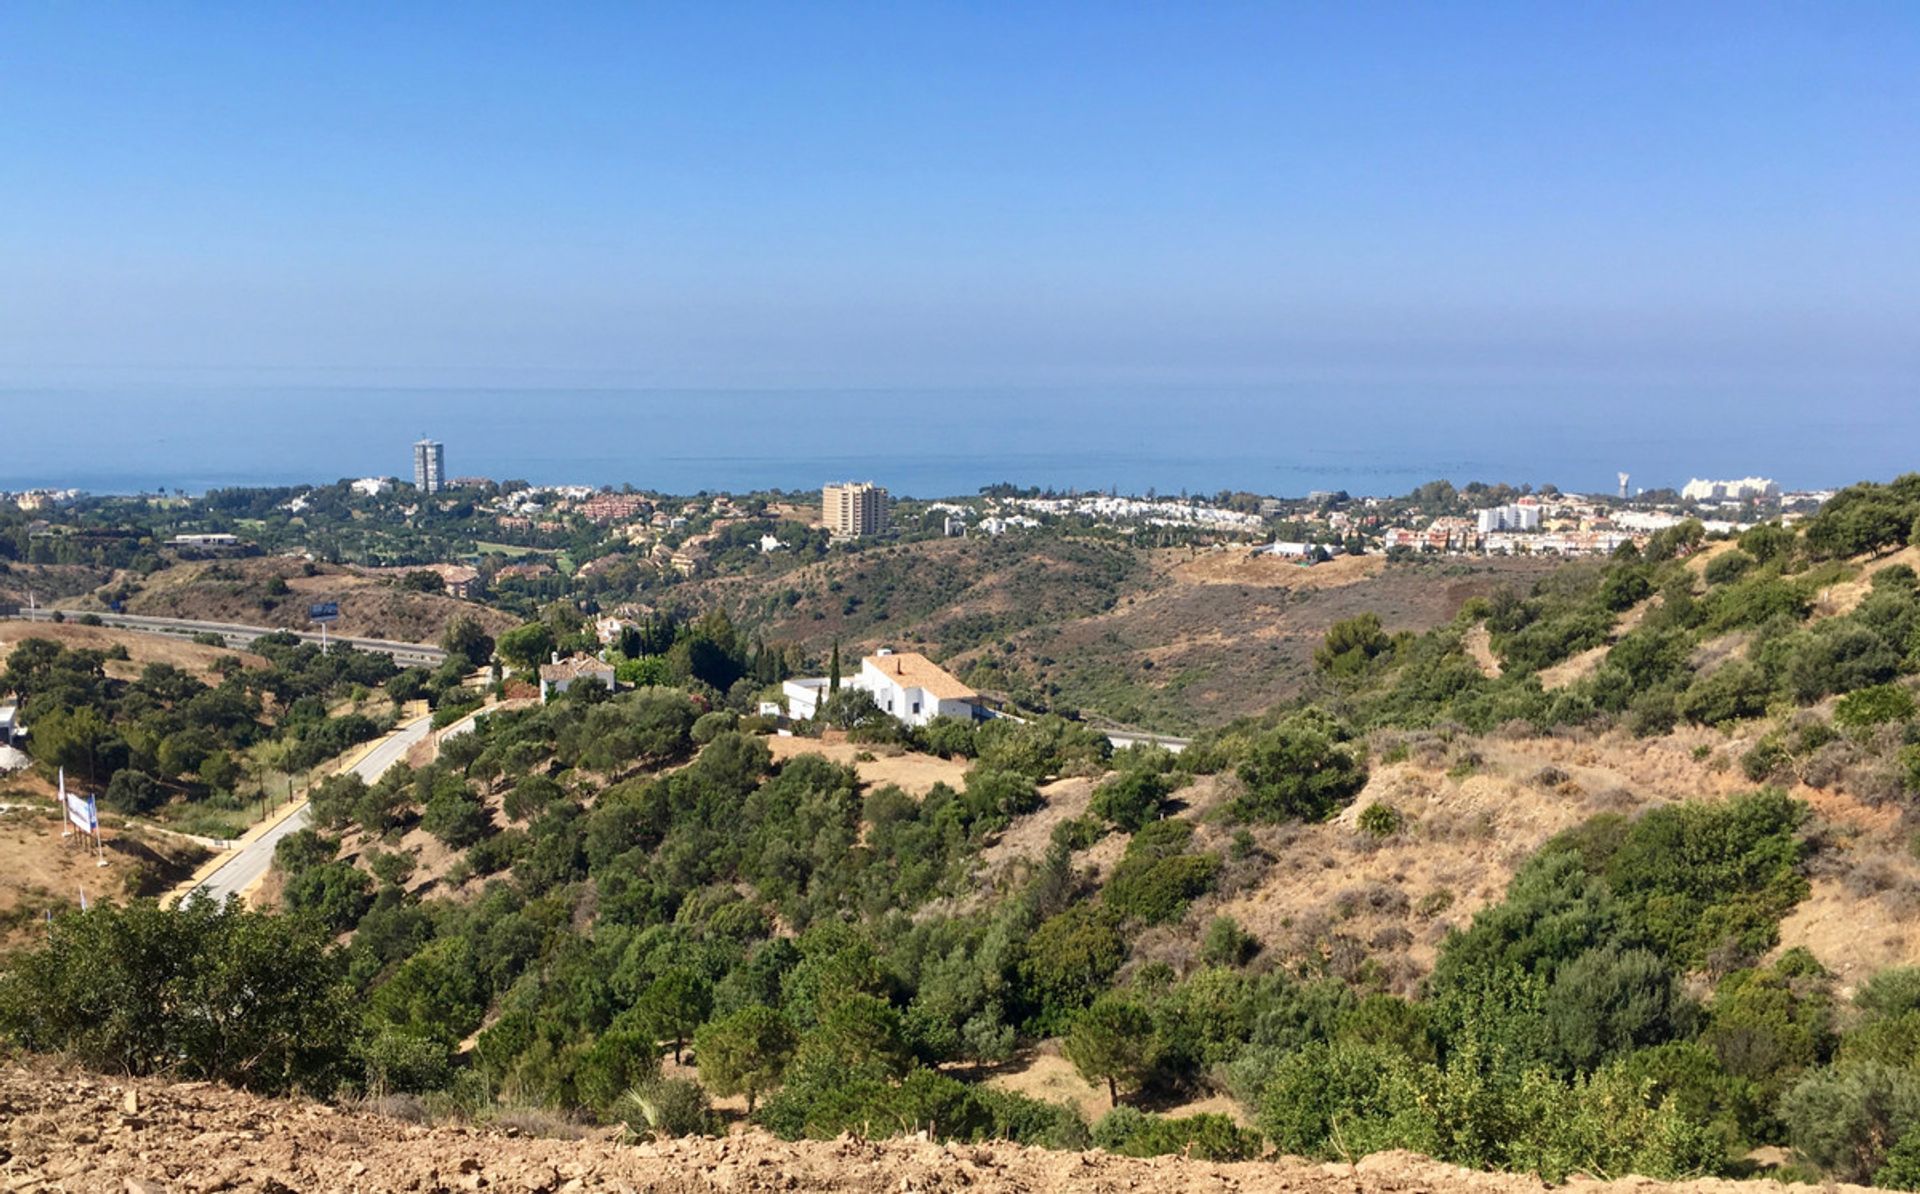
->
[{"left": 178, "top": 712, "right": 439, "bottom": 906}]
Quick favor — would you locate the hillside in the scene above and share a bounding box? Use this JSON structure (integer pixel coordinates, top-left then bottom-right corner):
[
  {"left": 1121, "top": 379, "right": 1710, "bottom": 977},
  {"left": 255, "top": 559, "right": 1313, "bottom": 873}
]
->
[
  {"left": 0, "top": 1060, "right": 1882, "bottom": 1194},
  {"left": 81, "top": 558, "right": 517, "bottom": 644},
  {"left": 0, "top": 619, "right": 268, "bottom": 684},
  {"left": 0, "top": 803, "right": 207, "bottom": 951},
  {"left": 687, "top": 537, "right": 1555, "bottom": 731},
  {"left": 17, "top": 481, "right": 1920, "bottom": 1190}
]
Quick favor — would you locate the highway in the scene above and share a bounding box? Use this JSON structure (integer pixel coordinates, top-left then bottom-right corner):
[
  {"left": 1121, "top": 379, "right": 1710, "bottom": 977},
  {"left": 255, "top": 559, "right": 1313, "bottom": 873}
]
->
[
  {"left": 2, "top": 609, "right": 447, "bottom": 667},
  {"left": 178, "top": 712, "right": 439, "bottom": 906}
]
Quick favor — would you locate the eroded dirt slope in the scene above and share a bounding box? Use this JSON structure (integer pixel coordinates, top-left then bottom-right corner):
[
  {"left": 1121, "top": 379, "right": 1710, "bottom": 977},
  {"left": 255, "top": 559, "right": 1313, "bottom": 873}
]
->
[{"left": 0, "top": 1061, "right": 1882, "bottom": 1194}]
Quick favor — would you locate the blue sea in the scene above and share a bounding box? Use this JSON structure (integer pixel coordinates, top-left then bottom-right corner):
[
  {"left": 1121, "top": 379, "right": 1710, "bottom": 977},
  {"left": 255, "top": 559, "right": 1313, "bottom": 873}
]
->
[{"left": 0, "top": 384, "right": 1912, "bottom": 499}]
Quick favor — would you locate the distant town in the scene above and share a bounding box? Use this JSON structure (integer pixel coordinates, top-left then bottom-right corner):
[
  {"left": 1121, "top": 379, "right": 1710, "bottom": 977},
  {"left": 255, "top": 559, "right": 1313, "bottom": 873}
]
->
[{"left": 1, "top": 435, "right": 1829, "bottom": 585}]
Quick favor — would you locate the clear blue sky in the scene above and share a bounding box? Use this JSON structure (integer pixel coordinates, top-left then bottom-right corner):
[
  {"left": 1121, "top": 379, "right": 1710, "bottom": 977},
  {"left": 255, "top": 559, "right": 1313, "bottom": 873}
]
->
[{"left": 1, "top": 2, "right": 1915, "bottom": 393}]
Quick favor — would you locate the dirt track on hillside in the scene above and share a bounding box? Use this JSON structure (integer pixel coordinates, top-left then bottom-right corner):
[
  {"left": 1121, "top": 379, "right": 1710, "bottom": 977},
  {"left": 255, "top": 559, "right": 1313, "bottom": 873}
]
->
[{"left": 0, "top": 1061, "right": 1881, "bottom": 1194}]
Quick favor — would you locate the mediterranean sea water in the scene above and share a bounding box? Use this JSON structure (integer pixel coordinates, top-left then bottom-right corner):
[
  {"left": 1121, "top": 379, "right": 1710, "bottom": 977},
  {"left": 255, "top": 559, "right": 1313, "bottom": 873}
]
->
[{"left": 0, "top": 384, "right": 1912, "bottom": 499}]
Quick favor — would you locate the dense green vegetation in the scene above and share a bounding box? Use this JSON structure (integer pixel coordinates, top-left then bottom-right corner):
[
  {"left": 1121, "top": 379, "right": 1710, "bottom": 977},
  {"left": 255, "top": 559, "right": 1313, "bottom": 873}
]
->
[
  {"left": 1, "top": 634, "right": 402, "bottom": 834},
  {"left": 10, "top": 473, "right": 1920, "bottom": 1184},
  {"left": 1226, "top": 486, "right": 1920, "bottom": 754}
]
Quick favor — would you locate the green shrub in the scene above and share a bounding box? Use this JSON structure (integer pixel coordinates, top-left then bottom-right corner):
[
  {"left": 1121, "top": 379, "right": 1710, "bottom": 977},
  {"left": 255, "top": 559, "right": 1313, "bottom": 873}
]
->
[
  {"left": 1201, "top": 916, "right": 1259, "bottom": 967},
  {"left": 0, "top": 899, "right": 356, "bottom": 1096},
  {"left": 1700, "top": 953, "right": 1833, "bottom": 1112},
  {"left": 1090, "top": 769, "right": 1174, "bottom": 831},
  {"left": 1835, "top": 684, "right": 1916, "bottom": 728},
  {"left": 1678, "top": 661, "right": 1772, "bottom": 726},
  {"left": 1878, "top": 1131, "right": 1920, "bottom": 1192},
  {"left": 622, "top": 1076, "right": 715, "bottom": 1138},
  {"left": 1050, "top": 813, "right": 1108, "bottom": 852},
  {"left": 1357, "top": 802, "right": 1402, "bottom": 838},
  {"left": 1781, "top": 1062, "right": 1920, "bottom": 1183},
  {"left": 1105, "top": 852, "right": 1219, "bottom": 925},
  {"left": 102, "top": 768, "right": 165, "bottom": 815},
  {"left": 691, "top": 710, "right": 738, "bottom": 744},
  {"left": 1019, "top": 904, "right": 1128, "bottom": 1031},
  {"left": 1093, "top": 1107, "right": 1263, "bottom": 1160},
  {"left": 1543, "top": 945, "right": 1694, "bottom": 1072},
  {"left": 1233, "top": 712, "right": 1368, "bottom": 822},
  {"left": 358, "top": 1027, "right": 453, "bottom": 1095},
  {"left": 1704, "top": 551, "right": 1755, "bottom": 586},
  {"left": 1741, "top": 736, "right": 1790, "bottom": 782},
  {"left": 1315, "top": 613, "right": 1392, "bottom": 676}
]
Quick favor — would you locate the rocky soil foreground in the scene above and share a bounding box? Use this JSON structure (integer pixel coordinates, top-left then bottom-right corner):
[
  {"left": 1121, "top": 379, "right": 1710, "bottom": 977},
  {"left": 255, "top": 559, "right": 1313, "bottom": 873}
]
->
[{"left": 0, "top": 1062, "right": 1878, "bottom": 1194}]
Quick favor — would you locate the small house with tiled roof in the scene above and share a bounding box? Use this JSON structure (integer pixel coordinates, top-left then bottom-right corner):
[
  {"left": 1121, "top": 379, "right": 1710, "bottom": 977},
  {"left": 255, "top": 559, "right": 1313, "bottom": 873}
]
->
[{"left": 538, "top": 653, "right": 616, "bottom": 702}]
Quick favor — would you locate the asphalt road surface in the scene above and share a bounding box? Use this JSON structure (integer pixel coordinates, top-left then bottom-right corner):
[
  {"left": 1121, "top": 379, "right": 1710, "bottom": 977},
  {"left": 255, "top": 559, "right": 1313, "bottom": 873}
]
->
[
  {"left": 180, "top": 713, "right": 438, "bottom": 906},
  {"left": 3, "top": 609, "right": 446, "bottom": 667}
]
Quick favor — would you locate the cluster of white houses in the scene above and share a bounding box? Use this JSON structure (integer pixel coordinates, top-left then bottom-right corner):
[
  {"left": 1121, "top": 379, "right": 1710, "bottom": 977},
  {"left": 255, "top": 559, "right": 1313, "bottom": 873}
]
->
[{"left": 782, "top": 649, "right": 983, "bottom": 727}]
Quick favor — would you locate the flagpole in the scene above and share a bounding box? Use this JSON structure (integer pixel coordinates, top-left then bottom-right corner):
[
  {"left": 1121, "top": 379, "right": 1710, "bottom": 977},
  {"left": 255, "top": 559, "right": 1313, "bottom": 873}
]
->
[
  {"left": 93, "top": 796, "right": 107, "bottom": 868},
  {"left": 58, "top": 768, "right": 71, "bottom": 838}
]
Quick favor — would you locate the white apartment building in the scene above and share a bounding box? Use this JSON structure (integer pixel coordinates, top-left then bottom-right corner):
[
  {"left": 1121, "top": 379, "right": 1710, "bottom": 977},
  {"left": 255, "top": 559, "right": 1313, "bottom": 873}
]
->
[
  {"left": 1475, "top": 504, "right": 1543, "bottom": 533},
  {"left": 1682, "top": 477, "right": 1779, "bottom": 503}
]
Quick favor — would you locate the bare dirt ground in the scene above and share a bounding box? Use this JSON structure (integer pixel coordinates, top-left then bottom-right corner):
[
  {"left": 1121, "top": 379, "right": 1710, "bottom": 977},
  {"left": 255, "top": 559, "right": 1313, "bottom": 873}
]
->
[
  {"left": 0, "top": 800, "right": 207, "bottom": 953},
  {"left": 0, "top": 622, "right": 267, "bottom": 684},
  {"left": 103, "top": 559, "right": 517, "bottom": 644},
  {"left": 0, "top": 1060, "right": 1880, "bottom": 1194},
  {"left": 764, "top": 735, "right": 970, "bottom": 797},
  {"left": 1463, "top": 624, "right": 1501, "bottom": 678},
  {"left": 1174, "top": 549, "right": 1387, "bottom": 589}
]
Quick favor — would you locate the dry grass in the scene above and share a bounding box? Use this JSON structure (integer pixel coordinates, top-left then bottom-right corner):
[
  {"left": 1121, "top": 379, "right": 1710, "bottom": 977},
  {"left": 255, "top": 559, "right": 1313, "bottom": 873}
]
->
[
  {"left": 1810, "top": 544, "right": 1920, "bottom": 619},
  {"left": 0, "top": 621, "right": 267, "bottom": 684},
  {"left": 981, "top": 1043, "right": 1109, "bottom": 1124},
  {"left": 108, "top": 558, "right": 516, "bottom": 644},
  {"left": 1174, "top": 549, "right": 1386, "bottom": 590},
  {"left": 0, "top": 796, "right": 208, "bottom": 950},
  {"left": 764, "top": 735, "right": 970, "bottom": 797},
  {"left": 1463, "top": 624, "right": 1500, "bottom": 678}
]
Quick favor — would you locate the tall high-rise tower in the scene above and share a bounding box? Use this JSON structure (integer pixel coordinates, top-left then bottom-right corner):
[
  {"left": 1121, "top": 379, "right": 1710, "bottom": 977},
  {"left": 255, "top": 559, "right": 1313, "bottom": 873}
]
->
[
  {"left": 413, "top": 438, "right": 445, "bottom": 494},
  {"left": 1617, "top": 472, "right": 1630, "bottom": 500},
  {"left": 823, "top": 481, "right": 889, "bottom": 539}
]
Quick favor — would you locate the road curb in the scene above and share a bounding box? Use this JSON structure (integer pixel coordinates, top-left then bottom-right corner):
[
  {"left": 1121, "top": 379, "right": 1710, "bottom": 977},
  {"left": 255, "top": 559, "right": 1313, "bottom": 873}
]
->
[{"left": 166, "top": 708, "right": 435, "bottom": 906}]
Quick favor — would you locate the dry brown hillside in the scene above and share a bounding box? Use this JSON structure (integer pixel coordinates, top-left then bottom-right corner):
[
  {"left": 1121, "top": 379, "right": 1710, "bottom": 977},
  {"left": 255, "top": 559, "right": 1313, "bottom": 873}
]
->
[
  {"left": 0, "top": 803, "right": 207, "bottom": 952},
  {"left": 952, "top": 552, "right": 1560, "bottom": 732},
  {"left": 976, "top": 721, "right": 1920, "bottom": 999},
  {"left": 0, "top": 621, "right": 268, "bottom": 684},
  {"left": 687, "top": 539, "right": 1560, "bottom": 732},
  {"left": 81, "top": 558, "right": 517, "bottom": 644},
  {"left": 0, "top": 1060, "right": 1884, "bottom": 1194}
]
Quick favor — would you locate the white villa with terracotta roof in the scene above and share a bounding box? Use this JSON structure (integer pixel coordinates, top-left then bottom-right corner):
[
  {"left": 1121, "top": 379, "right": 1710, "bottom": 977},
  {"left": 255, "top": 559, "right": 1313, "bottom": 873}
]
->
[
  {"left": 782, "top": 649, "right": 982, "bottom": 727},
  {"left": 539, "top": 653, "right": 617, "bottom": 702}
]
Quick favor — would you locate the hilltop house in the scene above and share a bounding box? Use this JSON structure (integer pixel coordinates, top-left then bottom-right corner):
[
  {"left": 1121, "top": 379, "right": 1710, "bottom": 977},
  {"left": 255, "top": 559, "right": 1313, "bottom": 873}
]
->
[
  {"left": 782, "top": 649, "right": 982, "bottom": 727},
  {"left": 539, "top": 653, "right": 617, "bottom": 702}
]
